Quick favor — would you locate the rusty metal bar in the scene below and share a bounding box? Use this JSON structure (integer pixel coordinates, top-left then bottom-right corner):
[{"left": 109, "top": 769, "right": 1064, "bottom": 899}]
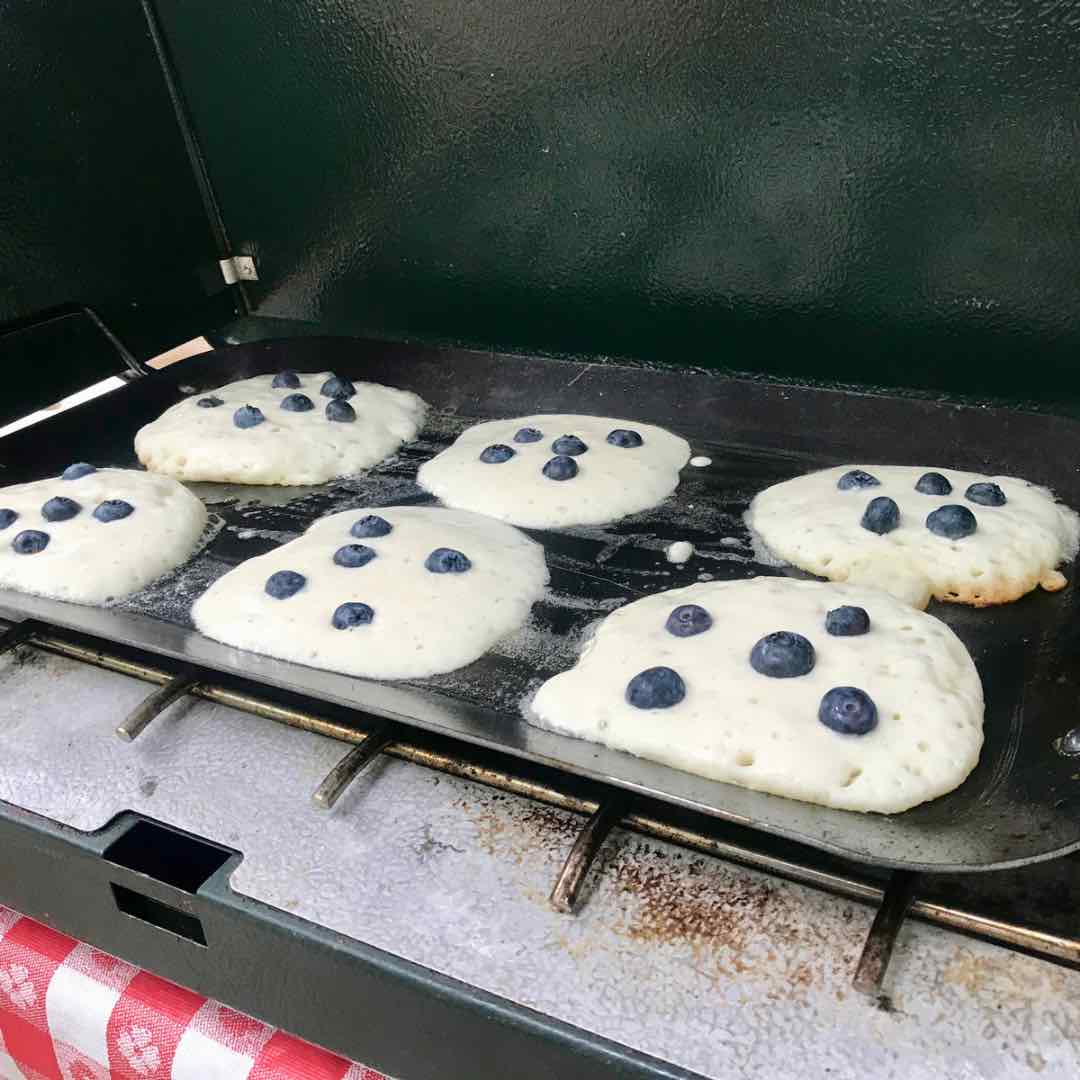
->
[
  {"left": 115, "top": 675, "right": 198, "bottom": 742},
  {"left": 23, "top": 629, "right": 1080, "bottom": 968},
  {"left": 550, "top": 797, "right": 629, "bottom": 914},
  {"left": 312, "top": 725, "right": 393, "bottom": 809},
  {"left": 853, "top": 869, "right": 920, "bottom": 997}
]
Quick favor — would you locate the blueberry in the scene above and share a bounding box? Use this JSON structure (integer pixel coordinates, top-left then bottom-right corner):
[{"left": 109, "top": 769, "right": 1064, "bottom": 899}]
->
[
  {"left": 837, "top": 469, "right": 880, "bottom": 490},
  {"left": 41, "top": 497, "right": 81, "bottom": 523},
  {"left": 926, "top": 504, "right": 978, "bottom": 539},
  {"left": 0, "top": 509, "right": 17, "bottom": 530},
  {"left": 818, "top": 686, "right": 878, "bottom": 735},
  {"left": 265, "top": 570, "right": 306, "bottom": 598},
  {"left": 826, "top": 606, "right": 870, "bottom": 636},
  {"left": 626, "top": 666, "right": 687, "bottom": 709},
  {"left": 607, "top": 429, "right": 643, "bottom": 448},
  {"left": 861, "top": 496, "right": 900, "bottom": 535},
  {"left": 750, "top": 631, "right": 815, "bottom": 678},
  {"left": 61, "top": 462, "right": 97, "bottom": 480},
  {"left": 12, "top": 530, "right": 49, "bottom": 555},
  {"left": 280, "top": 393, "right": 314, "bottom": 412},
  {"left": 351, "top": 514, "right": 392, "bottom": 538},
  {"left": 234, "top": 405, "right": 265, "bottom": 429},
  {"left": 915, "top": 472, "right": 952, "bottom": 496},
  {"left": 542, "top": 455, "right": 578, "bottom": 481},
  {"left": 320, "top": 375, "right": 356, "bottom": 399},
  {"left": 326, "top": 399, "right": 356, "bottom": 423},
  {"left": 333, "top": 543, "right": 376, "bottom": 568},
  {"left": 196, "top": 396, "right": 224, "bottom": 409},
  {"left": 513, "top": 427, "right": 543, "bottom": 443},
  {"left": 552, "top": 435, "right": 588, "bottom": 456},
  {"left": 966, "top": 482, "right": 1006, "bottom": 507},
  {"left": 665, "top": 604, "right": 712, "bottom": 638},
  {"left": 271, "top": 370, "right": 301, "bottom": 389},
  {"left": 93, "top": 500, "right": 135, "bottom": 523},
  {"left": 480, "top": 444, "right": 515, "bottom": 464},
  {"left": 332, "top": 602, "right": 375, "bottom": 629},
  {"left": 425, "top": 547, "right": 471, "bottom": 573}
]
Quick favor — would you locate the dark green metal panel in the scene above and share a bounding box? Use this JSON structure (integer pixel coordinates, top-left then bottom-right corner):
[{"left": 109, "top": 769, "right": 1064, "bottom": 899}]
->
[
  {"left": 156, "top": 0, "right": 1080, "bottom": 403},
  {"left": 0, "top": 0, "right": 235, "bottom": 413}
]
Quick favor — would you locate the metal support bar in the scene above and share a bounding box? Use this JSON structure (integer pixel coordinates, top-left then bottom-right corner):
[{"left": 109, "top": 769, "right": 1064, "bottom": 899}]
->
[
  {"left": 79, "top": 305, "right": 148, "bottom": 378},
  {"left": 312, "top": 725, "right": 393, "bottom": 810},
  {"left": 853, "top": 869, "right": 920, "bottom": 998},
  {"left": 550, "top": 797, "right": 629, "bottom": 914},
  {"left": 115, "top": 675, "right": 198, "bottom": 742},
  {"left": 139, "top": 0, "right": 252, "bottom": 315}
]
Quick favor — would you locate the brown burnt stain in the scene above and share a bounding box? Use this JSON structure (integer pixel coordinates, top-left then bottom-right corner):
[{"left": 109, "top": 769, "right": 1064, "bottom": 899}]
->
[
  {"left": 519, "top": 802, "right": 588, "bottom": 843},
  {"left": 941, "top": 947, "right": 1080, "bottom": 1074},
  {"left": 456, "top": 793, "right": 582, "bottom": 863},
  {"left": 456, "top": 789, "right": 863, "bottom": 996},
  {"left": 606, "top": 843, "right": 775, "bottom": 954},
  {"left": 943, "top": 945, "right": 1072, "bottom": 1001},
  {"left": 604, "top": 841, "right": 850, "bottom": 996}
]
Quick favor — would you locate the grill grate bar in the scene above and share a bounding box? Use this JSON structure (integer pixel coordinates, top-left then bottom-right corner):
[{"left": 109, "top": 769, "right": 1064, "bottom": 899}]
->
[
  {"left": 115, "top": 675, "right": 199, "bottom": 742},
  {"left": 312, "top": 724, "right": 393, "bottom": 810},
  {"left": 15, "top": 625, "right": 1080, "bottom": 976},
  {"left": 550, "top": 797, "right": 630, "bottom": 914},
  {"left": 852, "top": 870, "right": 920, "bottom": 1000}
]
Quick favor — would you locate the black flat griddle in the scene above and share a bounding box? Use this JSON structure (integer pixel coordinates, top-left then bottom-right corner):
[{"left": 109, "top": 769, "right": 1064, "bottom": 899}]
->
[{"left": 3, "top": 336, "right": 1080, "bottom": 873}]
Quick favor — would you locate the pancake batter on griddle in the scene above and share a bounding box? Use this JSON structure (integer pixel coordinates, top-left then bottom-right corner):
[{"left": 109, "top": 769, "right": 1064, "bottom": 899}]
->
[
  {"left": 747, "top": 465, "right": 1079, "bottom": 607},
  {"left": 529, "top": 577, "right": 984, "bottom": 814},
  {"left": 193, "top": 506, "right": 549, "bottom": 679},
  {"left": 417, "top": 414, "right": 691, "bottom": 528},
  {"left": 136, "top": 370, "right": 426, "bottom": 485},
  {"left": 0, "top": 465, "right": 207, "bottom": 605}
]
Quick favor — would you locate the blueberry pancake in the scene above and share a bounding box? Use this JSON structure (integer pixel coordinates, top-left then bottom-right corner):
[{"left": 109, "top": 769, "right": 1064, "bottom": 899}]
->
[
  {"left": 192, "top": 506, "right": 548, "bottom": 679},
  {"left": 528, "top": 577, "right": 983, "bottom": 814},
  {"left": 0, "top": 464, "right": 207, "bottom": 605},
  {"left": 417, "top": 414, "right": 691, "bottom": 528},
  {"left": 135, "top": 371, "right": 426, "bottom": 485},
  {"left": 747, "top": 465, "right": 1079, "bottom": 607}
]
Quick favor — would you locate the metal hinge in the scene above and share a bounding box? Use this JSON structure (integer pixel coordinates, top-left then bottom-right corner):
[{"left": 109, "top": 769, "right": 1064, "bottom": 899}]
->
[{"left": 219, "top": 255, "right": 258, "bottom": 285}]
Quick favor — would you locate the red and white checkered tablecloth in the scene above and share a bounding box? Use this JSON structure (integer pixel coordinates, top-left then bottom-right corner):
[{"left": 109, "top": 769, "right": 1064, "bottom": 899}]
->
[{"left": 0, "top": 905, "right": 388, "bottom": 1080}]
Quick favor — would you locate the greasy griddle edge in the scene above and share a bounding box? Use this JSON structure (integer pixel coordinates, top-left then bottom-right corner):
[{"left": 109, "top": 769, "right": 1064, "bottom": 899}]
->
[{"left": 2, "top": 336, "right": 1080, "bottom": 873}]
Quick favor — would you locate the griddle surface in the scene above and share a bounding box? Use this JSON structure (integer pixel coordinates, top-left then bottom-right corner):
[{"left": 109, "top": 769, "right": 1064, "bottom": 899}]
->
[{"left": 2, "top": 337, "right": 1079, "bottom": 871}]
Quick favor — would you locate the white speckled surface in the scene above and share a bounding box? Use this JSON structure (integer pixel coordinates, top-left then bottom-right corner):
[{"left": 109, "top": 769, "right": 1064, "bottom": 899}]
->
[{"left": 1, "top": 645, "right": 1078, "bottom": 1078}]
